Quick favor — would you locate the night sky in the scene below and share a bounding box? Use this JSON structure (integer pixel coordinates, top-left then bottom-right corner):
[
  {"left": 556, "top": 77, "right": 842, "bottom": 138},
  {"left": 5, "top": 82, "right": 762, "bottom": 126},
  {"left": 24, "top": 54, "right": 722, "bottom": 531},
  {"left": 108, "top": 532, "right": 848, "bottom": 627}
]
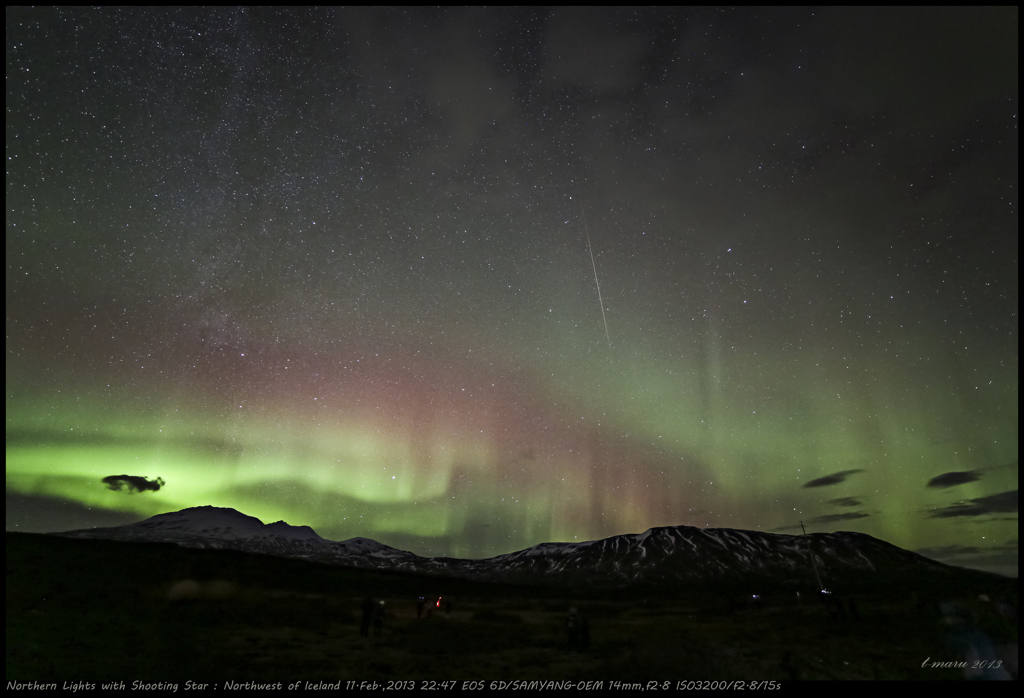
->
[{"left": 6, "top": 8, "right": 1018, "bottom": 576}]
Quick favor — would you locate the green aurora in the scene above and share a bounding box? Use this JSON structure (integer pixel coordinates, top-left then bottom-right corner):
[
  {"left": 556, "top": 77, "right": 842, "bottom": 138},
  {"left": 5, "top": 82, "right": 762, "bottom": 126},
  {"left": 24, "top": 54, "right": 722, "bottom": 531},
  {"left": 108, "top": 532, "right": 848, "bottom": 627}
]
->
[{"left": 7, "top": 301, "right": 1017, "bottom": 568}]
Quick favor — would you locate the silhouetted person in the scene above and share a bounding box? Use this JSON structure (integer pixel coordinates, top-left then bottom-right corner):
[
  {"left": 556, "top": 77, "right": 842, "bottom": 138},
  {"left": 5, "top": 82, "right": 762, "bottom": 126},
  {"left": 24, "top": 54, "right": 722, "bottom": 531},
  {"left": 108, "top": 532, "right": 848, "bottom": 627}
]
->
[
  {"left": 780, "top": 651, "right": 798, "bottom": 680},
  {"left": 373, "top": 600, "right": 386, "bottom": 637},
  {"left": 566, "top": 607, "right": 581, "bottom": 650},
  {"left": 416, "top": 596, "right": 426, "bottom": 618},
  {"left": 821, "top": 592, "right": 845, "bottom": 622},
  {"left": 997, "top": 597, "right": 1016, "bottom": 625},
  {"left": 834, "top": 595, "right": 847, "bottom": 622},
  {"left": 360, "top": 597, "right": 374, "bottom": 637},
  {"left": 565, "top": 607, "right": 590, "bottom": 651},
  {"left": 941, "top": 602, "right": 1012, "bottom": 680}
]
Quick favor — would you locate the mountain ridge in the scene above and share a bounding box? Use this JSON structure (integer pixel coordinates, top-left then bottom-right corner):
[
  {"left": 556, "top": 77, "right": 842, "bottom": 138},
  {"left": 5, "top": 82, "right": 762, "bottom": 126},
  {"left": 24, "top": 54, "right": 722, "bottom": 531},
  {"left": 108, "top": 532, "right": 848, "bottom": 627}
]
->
[{"left": 52, "top": 505, "right": 991, "bottom": 591}]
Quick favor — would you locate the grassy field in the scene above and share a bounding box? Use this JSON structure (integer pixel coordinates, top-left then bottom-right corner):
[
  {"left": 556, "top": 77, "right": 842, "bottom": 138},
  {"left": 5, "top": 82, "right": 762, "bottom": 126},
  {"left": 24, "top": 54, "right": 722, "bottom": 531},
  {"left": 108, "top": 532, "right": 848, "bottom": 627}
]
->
[{"left": 7, "top": 533, "right": 1017, "bottom": 681}]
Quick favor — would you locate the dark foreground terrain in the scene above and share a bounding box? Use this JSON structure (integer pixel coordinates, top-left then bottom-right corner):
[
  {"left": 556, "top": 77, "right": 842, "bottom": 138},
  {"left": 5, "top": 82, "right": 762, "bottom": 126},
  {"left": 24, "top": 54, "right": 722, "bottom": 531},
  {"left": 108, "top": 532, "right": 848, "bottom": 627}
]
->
[{"left": 7, "top": 533, "right": 1017, "bottom": 682}]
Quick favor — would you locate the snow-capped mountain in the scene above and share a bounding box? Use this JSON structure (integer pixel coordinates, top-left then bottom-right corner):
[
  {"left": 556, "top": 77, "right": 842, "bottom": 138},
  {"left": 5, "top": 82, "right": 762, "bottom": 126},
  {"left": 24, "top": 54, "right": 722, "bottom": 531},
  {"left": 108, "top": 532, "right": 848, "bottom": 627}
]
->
[
  {"left": 55, "top": 506, "right": 423, "bottom": 569},
  {"left": 127, "top": 506, "right": 323, "bottom": 541},
  {"left": 464, "top": 525, "right": 965, "bottom": 589},
  {"left": 54, "top": 506, "right": 974, "bottom": 591}
]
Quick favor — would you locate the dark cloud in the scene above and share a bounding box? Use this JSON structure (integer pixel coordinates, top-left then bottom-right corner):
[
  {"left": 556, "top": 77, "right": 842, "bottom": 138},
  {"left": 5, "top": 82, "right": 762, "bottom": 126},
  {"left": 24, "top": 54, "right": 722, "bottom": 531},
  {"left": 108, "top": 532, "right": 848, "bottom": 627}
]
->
[
  {"left": 806, "top": 512, "right": 870, "bottom": 525},
  {"left": 102, "top": 475, "right": 166, "bottom": 494},
  {"left": 930, "top": 490, "right": 1018, "bottom": 519},
  {"left": 927, "top": 470, "right": 983, "bottom": 489},
  {"left": 916, "top": 544, "right": 982, "bottom": 558},
  {"left": 803, "top": 470, "right": 864, "bottom": 488},
  {"left": 827, "top": 497, "right": 862, "bottom": 508},
  {"left": 915, "top": 541, "right": 1019, "bottom": 578}
]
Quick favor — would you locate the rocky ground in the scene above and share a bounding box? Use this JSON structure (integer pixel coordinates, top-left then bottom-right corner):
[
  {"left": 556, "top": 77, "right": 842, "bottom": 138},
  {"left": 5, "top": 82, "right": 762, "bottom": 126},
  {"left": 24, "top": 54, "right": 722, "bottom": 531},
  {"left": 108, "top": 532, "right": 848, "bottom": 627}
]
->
[
  {"left": 188, "top": 592, "right": 1016, "bottom": 681},
  {"left": 7, "top": 532, "right": 1017, "bottom": 682}
]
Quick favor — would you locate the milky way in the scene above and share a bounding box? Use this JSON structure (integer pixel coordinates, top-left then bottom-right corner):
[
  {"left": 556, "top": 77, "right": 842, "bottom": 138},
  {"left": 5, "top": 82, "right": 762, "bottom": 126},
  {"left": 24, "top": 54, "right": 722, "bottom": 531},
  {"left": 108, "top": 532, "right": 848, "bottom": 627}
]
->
[{"left": 6, "top": 7, "right": 1018, "bottom": 575}]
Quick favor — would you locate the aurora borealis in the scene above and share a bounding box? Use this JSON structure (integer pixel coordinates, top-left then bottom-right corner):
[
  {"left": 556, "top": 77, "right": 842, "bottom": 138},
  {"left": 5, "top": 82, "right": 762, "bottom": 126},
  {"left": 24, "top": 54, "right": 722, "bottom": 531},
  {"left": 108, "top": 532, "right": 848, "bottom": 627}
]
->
[{"left": 6, "top": 8, "right": 1018, "bottom": 575}]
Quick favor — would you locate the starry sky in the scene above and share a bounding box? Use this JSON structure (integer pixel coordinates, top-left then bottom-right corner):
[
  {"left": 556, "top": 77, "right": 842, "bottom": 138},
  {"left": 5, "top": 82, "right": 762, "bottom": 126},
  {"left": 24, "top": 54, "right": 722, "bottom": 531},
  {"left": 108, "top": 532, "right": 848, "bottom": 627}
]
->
[{"left": 6, "top": 8, "right": 1018, "bottom": 576}]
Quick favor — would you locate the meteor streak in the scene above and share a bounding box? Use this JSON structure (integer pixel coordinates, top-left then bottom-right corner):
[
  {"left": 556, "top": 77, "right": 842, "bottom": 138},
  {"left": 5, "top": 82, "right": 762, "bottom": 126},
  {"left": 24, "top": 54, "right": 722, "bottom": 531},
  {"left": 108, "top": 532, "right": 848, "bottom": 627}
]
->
[{"left": 580, "top": 202, "right": 611, "bottom": 348}]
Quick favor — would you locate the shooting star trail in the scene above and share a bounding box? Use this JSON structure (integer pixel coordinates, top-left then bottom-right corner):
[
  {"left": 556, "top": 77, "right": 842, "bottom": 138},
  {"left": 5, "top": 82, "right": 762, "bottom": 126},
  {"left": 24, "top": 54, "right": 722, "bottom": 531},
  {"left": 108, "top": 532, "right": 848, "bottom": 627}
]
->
[{"left": 579, "top": 202, "right": 611, "bottom": 348}]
